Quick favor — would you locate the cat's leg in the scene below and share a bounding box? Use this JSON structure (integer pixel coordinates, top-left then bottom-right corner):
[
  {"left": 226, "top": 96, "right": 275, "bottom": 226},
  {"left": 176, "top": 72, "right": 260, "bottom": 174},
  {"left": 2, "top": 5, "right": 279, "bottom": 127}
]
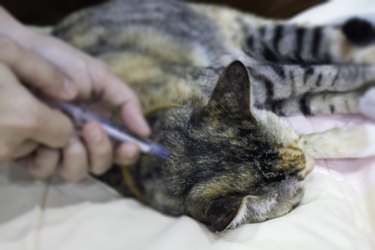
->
[
  {"left": 248, "top": 64, "right": 375, "bottom": 107},
  {"left": 266, "top": 87, "right": 375, "bottom": 120},
  {"left": 240, "top": 17, "right": 375, "bottom": 64},
  {"left": 267, "top": 91, "right": 361, "bottom": 116},
  {"left": 300, "top": 124, "right": 375, "bottom": 159}
]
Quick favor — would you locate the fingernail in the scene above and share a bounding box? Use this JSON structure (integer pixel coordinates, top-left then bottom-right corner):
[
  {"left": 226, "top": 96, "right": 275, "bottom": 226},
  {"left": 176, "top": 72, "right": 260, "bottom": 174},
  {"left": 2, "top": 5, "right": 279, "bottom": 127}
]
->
[
  {"left": 62, "top": 79, "right": 77, "bottom": 99},
  {"left": 89, "top": 127, "right": 103, "bottom": 142}
]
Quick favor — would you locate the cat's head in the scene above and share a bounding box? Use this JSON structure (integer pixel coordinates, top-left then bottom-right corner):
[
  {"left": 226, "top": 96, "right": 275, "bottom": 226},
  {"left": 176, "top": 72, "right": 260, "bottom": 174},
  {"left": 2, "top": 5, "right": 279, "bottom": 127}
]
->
[{"left": 150, "top": 61, "right": 313, "bottom": 232}]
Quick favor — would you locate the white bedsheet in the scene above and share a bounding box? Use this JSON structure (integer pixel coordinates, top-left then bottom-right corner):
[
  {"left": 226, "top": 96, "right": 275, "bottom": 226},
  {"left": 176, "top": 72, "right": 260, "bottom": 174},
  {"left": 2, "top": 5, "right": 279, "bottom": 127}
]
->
[
  {"left": 1, "top": 1, "right": 375, "bottom": 250},
  {"left": 0, "top": 138, "right": 374, "bottom": 250}
]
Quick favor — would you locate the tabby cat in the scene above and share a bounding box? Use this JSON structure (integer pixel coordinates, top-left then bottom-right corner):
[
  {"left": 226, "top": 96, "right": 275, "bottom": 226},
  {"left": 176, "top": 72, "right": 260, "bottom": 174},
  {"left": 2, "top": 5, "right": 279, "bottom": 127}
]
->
[{"left": 53, "top": 0, "right": 375, "bottom": 232}]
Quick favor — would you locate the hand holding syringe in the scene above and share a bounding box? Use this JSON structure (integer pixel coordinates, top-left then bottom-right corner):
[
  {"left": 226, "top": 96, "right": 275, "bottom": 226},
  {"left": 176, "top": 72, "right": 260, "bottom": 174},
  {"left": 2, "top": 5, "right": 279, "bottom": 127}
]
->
[{"left": 53, "top": 101, "right": 170, "bottom": 160}]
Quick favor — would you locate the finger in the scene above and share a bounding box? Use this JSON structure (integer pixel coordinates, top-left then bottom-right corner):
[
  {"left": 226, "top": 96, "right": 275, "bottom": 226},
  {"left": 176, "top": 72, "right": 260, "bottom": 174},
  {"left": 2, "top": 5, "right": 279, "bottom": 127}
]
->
[
  {"left": 0, "top": 140, "right": 37, "bottom": 162},
  {"left": 114, "top": 142, "right": 140, "bottom": 166},
  {"left": 59, "top": 137, "right": 88, "bottom": 181},
  {"left": 89, "top": 64, "right": 150, "bottom": 137},
  {"left": 25, "top": 147, "right": 60, "bottom": 179},
  {"left": 0, "top": 36, "right": 77, "bottom": 100},
  {"left": 28, "top": 102, "right": 74, "bottom": 148},
  {"left": 29, "top": 33, "right": 94, "bottom": 99},
  {"left": 82, "top": 122, "right": 113, "bottom": 175},
  {"left": 111, "top": 82, "right": 150, "bottom": 137},
  {"left": 0, "top": 143, "right": 17, "bottom": 162},
  {"left": 12, "top": 140, "right": 38, "bottom": 159},
  {"left": 0, "top": 63, "right": 74, "bottom": 149}
]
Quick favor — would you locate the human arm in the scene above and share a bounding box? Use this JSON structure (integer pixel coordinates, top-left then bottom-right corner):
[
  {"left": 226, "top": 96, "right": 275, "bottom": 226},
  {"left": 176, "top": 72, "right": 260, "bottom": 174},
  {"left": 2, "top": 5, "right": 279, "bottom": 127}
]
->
[{"left": 0, "top": 6, "right": 150, "bottom": 180}]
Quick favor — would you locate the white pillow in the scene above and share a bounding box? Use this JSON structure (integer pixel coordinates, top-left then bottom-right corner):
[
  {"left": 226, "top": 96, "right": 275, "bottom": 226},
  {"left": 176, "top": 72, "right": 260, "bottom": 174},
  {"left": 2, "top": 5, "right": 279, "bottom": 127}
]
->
[{"left": 0, "top": 161, "right": 373, "bottom": 250}]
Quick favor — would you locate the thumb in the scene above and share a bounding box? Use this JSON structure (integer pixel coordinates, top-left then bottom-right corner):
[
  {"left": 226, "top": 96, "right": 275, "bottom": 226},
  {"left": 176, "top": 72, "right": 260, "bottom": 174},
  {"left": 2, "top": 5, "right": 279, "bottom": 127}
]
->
[{"left": 29, "top": 102, "right": 75, "bottom": 148}]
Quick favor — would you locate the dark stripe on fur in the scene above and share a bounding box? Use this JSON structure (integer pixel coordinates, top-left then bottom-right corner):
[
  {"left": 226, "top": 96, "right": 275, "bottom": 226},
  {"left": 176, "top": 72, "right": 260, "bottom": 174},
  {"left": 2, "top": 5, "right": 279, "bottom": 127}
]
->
[
  {"left": 259, "top": 26, "right": 266, "bottom": 37},
  {"left": 272, "top": 25, "right": 283, "bottom": 52},
  {"left": 303, "top": 66, "right": 314, "bottom": 83},
  {"left": 315, "top": 73, "right": 322, "bottom": 87},
  {"left": 246, "top": 36, "right": 254, "bottom": 50},
  {"left": 331, "top": 70, "right": 340, "bottom": 86},
  {"left": 295, "top": 27, "right": 305, "bottom": 62},
  {"left": 311, "top": 27, "right": 322, "bottom": 58},
  {"left": 329, "top": 105, "right": 335, "bottom": 113},
  {"left": 299, "top": 94, "right": 312, "bottom": 115},
  {"left": 264, "top": 79, "right": 275, "bottom": 100},
  {"left": 270, "top": 64, "right": 286, "bottom": 79},
  {"left": 270, "top": 100, "right": 285, "bottom": 116},
  {"left": 263, "top": 47, "right": 278, "bottom": 62}
]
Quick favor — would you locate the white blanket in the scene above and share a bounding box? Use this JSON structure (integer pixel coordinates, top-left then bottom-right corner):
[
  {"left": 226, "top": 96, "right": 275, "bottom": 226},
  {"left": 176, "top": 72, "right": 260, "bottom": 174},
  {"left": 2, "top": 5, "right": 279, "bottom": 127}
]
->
[{"left": 1, "top": 1, "right": 375, "bottom": 250}]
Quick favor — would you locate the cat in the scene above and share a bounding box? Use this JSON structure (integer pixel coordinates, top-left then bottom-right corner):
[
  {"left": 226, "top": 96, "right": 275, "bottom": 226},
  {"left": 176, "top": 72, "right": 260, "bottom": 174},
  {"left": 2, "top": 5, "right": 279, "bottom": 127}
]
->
[{"left": 53, "top": 0, "right": 375, "bottom": 232}]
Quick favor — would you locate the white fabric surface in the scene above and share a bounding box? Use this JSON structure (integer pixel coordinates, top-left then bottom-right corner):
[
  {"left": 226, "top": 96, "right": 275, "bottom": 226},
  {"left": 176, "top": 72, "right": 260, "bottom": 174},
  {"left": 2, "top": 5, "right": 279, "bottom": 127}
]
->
[
  {"left": 0, "top": 152, "right": 374, "bottom": 250},
  {"left": 1, "top": 1, "right": 375, "bottom": 250},
  {"left": 290, "top": 0, "right": 375, "bottom": 25}
]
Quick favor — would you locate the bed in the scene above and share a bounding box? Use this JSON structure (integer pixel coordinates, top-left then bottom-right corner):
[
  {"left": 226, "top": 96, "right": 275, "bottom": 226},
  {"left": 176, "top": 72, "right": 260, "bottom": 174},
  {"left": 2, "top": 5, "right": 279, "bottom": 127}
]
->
[{"left": 0, "top": 0, "right": 374, "bottom": 249}]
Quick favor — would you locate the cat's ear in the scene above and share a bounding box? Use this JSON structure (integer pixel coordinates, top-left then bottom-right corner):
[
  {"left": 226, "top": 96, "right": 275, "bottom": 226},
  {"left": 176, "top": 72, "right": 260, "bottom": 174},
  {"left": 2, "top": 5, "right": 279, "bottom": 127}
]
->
[
  {"left": 187, "top": 192, "right": 278, "bottom": 232},
  {"left": 207, "top": 61, "right": 254, "bottom": 116},
  {"left": 205, "top": 195, "right": 281, "bottom": 231},
  {"left": 205, "top": 195, "right": 243, "bottom": 232}
]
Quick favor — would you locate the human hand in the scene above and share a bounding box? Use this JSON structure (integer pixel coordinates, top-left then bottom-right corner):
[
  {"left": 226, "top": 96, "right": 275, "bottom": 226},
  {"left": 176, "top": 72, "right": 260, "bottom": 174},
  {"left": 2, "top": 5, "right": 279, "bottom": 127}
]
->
[
  {"left": 25, "top": 35, "right": 151, "bottom": 181},
  {"left": 0, "top": 7, "right": 150, "bottom": 181},
  {"left": 0, "top": 36, "right": 74, "bottom": 164}
]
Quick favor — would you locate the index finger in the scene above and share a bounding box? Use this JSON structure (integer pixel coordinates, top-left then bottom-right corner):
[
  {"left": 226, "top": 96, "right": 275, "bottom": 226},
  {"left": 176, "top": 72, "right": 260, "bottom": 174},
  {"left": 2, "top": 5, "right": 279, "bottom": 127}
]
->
[
  {"left": 111, "top": 81, "right": 151, "bottom": 137},
  {"left": 0, "top": 36, "right": 77, "bottom": 100},
  {"left": 92, "top": 67, "right": 150, "bottom": 137}
]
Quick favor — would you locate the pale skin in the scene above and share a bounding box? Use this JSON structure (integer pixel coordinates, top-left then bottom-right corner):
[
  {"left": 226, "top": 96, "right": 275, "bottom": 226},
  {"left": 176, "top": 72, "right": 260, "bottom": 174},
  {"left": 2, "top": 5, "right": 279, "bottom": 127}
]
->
[{"left": 0, "top": 7, "right": 150, "bottom": 181}]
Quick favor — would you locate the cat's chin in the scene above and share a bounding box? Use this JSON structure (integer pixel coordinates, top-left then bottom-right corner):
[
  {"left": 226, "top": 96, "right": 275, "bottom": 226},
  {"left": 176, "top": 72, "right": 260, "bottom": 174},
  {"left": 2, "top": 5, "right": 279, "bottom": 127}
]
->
[{"left": 224, "top": 179, "right": 306, "bottom": 231}]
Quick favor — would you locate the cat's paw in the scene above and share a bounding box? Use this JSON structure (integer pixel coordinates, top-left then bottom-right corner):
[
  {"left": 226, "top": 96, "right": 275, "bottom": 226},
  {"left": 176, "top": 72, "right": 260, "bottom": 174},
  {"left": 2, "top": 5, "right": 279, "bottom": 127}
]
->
[{"left": 359, "top": 88, "right": 375, "bottom": 120}]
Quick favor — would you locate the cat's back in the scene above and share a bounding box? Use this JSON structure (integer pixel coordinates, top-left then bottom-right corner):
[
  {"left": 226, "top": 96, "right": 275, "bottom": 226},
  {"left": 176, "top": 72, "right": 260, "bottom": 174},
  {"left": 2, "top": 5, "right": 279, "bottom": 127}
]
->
[
  {"left": 54, "top": 0, "right": 225, "bottom": 67},
  {"left": 54, "top": 0, "right": 233, "bottom": 109}
]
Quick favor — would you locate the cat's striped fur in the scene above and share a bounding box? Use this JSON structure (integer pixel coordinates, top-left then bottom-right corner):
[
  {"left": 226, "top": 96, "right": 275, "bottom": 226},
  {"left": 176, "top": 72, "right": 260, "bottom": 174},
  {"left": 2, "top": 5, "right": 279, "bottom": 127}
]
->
[{"left": 54, "top": 0, "right": 375, "bottom": 231}]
